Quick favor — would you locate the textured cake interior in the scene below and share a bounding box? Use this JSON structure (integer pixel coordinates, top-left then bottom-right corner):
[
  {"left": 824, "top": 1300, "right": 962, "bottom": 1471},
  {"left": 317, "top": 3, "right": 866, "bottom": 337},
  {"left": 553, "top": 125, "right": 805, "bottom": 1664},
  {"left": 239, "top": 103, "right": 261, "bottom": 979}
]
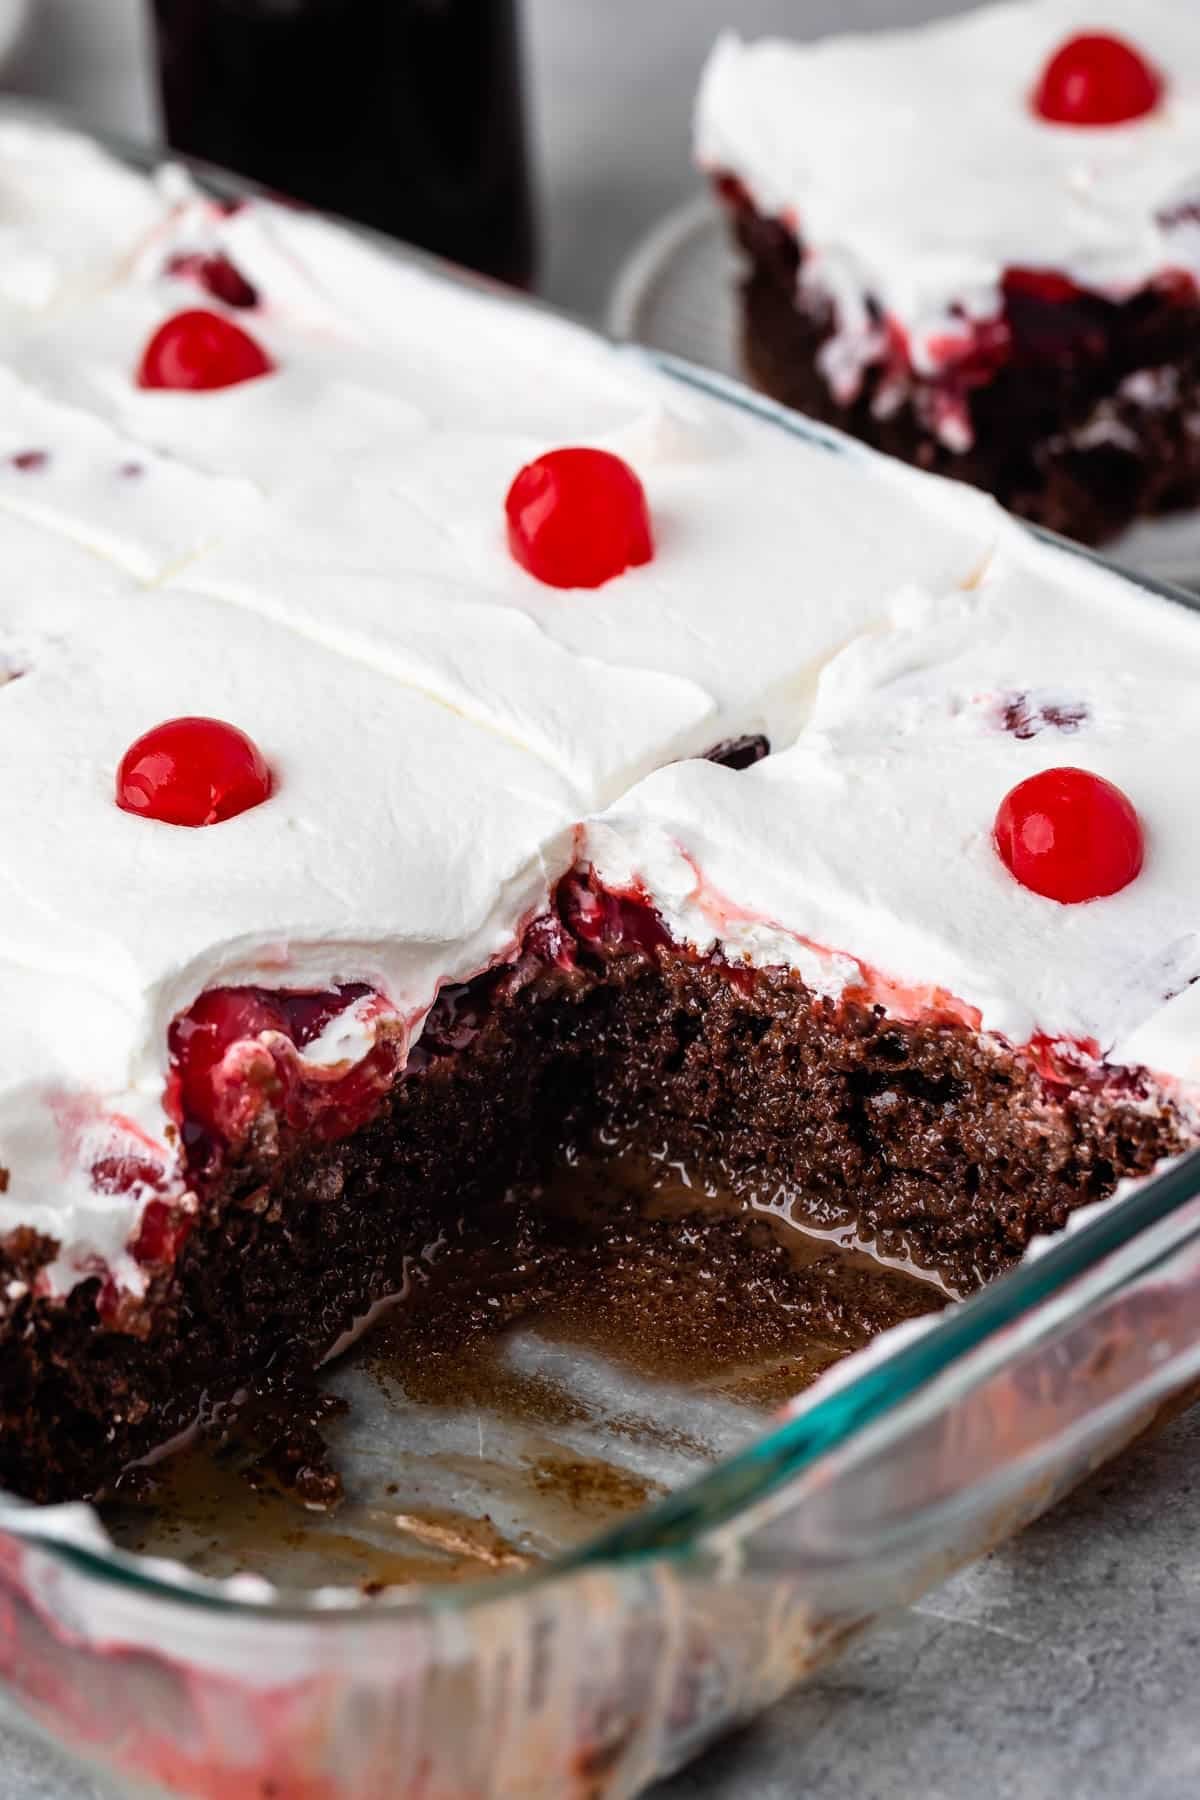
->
[{"left": 0, "top": 877, "right": 1182, "bottom": 1504}]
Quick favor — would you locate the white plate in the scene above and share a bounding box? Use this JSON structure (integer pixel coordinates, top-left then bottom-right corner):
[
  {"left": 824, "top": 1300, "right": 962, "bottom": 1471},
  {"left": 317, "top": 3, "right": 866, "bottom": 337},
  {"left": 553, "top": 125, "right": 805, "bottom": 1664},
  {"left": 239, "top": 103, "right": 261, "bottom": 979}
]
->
[
  {"left": 608, "top": 194, "right": 740, "bottom": 379},
  {"left": 609, "top": 196, "right": 1200, "bottom": 591}
]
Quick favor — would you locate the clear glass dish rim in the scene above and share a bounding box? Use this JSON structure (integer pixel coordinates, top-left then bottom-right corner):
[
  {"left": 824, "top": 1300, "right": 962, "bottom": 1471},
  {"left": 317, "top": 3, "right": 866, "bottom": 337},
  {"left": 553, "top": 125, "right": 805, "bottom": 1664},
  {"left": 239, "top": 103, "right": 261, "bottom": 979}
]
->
[{"left": 3, "top": 99, "right": 1200, "bottom": 1626}]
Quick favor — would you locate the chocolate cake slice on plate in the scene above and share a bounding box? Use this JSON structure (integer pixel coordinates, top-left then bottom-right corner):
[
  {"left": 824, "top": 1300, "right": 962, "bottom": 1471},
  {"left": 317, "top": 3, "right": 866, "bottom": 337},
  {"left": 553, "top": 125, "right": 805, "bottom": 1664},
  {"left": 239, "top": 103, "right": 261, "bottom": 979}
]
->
[{"left": 696, "top": 0, "right": 1200, "bottom": 547}]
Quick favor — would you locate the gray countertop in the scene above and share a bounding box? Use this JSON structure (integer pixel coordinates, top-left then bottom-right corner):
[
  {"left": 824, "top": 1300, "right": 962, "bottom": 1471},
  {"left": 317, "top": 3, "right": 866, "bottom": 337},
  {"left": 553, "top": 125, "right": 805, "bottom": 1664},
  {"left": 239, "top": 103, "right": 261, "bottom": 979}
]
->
[{"left": 1, "top": 3, "right": 1198, "bottom": 1795}]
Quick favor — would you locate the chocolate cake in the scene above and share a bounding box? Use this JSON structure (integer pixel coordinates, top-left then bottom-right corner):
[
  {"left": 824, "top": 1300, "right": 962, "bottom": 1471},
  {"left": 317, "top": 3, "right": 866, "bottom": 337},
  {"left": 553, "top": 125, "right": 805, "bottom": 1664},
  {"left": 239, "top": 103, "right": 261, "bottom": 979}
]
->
[
  {"left": 696, "top": 2, "right": 1200, "bottom": 547},
  {"left": 0, "top": 118, "right": 1196, "bottom": 1505}
]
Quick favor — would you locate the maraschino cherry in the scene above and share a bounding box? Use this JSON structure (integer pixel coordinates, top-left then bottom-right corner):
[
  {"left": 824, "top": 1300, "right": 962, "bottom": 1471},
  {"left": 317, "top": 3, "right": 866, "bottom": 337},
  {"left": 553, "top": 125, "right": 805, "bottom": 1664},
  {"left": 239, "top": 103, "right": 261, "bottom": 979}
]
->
[
  {"left": 1032, "top": 33, "right": 1163, "bottom": 127},
  {"left": 993, "top": 766, "right": 1144, "bottom": 903},
  {"left": 505, "top": 447, "right": 653, "bottom": 589},
  {"left": 117, "top": 717, "right": 272, "bottom": 827},
  {"left": 136, "top": 309, "right": 275, "bottom": 392}
]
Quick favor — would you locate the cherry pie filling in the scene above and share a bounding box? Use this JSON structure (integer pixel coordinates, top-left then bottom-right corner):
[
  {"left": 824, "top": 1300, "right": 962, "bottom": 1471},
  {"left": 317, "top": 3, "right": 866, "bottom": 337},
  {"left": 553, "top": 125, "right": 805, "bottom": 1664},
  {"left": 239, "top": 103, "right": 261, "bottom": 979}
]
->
[
  {"left": 713, "top": 172, "right": 1200, "bottom": 449},
  {"left": 165, "top": 983, "right": 402, "bottom": 1173}
]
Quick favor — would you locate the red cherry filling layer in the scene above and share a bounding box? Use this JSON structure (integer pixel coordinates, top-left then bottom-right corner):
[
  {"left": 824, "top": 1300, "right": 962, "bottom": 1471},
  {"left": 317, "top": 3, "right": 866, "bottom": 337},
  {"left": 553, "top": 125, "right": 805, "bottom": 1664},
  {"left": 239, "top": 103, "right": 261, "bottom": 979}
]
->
[
  {"left": 167, "top": 982, "right": 399, "bottom": 1172},
  {"left": 556, "top": 871, "right": 671, "bottom": 955},
  {"left": 137, "top": 308, "right": 275, "bottom": 391},
  {"left": 130, "top": 1197, "right": 195, "bottom": 1271},
  {"left": 909, "top": 267, "right": 1194, "bottom": 422},
  {"left": 711, "top": 173, "right": 1198, "bottom": 448}
]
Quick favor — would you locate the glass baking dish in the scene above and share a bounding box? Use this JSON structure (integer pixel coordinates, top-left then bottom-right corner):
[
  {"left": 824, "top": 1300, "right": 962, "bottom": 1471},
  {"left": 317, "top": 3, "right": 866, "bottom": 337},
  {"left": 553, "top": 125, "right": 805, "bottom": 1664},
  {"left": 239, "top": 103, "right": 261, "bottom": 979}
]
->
[{"left": 2, "top": 109, "right": 1200, "bottom": 1800}]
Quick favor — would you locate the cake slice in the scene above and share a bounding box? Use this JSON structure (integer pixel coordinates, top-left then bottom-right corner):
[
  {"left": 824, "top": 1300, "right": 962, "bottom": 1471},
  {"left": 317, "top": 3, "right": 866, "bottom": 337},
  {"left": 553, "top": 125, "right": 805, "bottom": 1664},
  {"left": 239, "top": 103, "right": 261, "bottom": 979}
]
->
[
  {"left": 696, "top": 1, "right": 1200, "bottom": 545},
  {"left": 581, "top": 527, "right": 1200, "bottom": 1287},
  {"left": 0, "top": 120, "right": 1194, "bottom": 1505}
]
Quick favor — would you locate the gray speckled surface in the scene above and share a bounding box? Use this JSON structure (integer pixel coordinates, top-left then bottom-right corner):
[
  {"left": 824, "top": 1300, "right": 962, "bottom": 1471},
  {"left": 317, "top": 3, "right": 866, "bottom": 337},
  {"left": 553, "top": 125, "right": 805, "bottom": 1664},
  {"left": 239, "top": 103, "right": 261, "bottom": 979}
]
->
[
  {"left": 1, "top": 2, "right": 1198, "bottom": 1794},
  {"left": 659, "top": 1407, "right": 1200, "bottom": 1800}
]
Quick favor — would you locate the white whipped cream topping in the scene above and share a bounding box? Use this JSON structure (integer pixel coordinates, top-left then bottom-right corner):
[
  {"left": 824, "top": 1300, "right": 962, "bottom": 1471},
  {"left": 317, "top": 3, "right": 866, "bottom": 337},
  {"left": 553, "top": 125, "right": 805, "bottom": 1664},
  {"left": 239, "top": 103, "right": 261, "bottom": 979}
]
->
[
  {"left": 0, "top": 119, "right": 1193, "bottom": 1298},
  {"left": 696, "top": 1, "right": 1200, "bottom": 407},
  {"left": 587, "top": 529, "right": 1200, "bottom": 1087}
]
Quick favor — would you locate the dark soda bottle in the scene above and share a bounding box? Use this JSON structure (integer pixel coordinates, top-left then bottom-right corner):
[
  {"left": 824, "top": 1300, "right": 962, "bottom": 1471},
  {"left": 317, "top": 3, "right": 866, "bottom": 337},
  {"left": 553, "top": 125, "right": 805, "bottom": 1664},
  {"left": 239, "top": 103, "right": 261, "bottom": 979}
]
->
[{"left": 151, "top": 0, "right": 536, "bottom": 288}]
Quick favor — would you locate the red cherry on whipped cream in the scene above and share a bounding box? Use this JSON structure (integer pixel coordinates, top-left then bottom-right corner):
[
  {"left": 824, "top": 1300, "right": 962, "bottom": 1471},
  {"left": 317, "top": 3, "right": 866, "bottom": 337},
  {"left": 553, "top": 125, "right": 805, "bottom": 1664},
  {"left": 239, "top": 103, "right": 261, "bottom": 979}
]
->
[
  {"left": 505, "top": 447, "right": 653, "bottom": 589},
  {"left": 136, "top": 308, "right": 275, "bottom": 391},
  {"left": 993, "top": 767, "right": 1143, "bottom": 903},
  {"left": 1032, "top": 33, "right": 1163, "bottom": 127},
  {"left": 117, "top": 717, "right": 272, "bottom": 827}
]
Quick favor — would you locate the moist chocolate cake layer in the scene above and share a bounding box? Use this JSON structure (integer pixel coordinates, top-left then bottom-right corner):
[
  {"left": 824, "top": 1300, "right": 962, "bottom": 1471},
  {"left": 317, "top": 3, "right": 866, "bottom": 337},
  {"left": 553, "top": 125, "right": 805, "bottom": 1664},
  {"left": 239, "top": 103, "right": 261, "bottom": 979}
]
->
[
  {"left": 585, "top": 947, "right": 1182, "bottom": 1278},
  {"left": 728, "top": 197, "right": 1200, "bottom": 546},
  {"left": 0, "top": 899, "right": 1184, "bottom": 1502}
]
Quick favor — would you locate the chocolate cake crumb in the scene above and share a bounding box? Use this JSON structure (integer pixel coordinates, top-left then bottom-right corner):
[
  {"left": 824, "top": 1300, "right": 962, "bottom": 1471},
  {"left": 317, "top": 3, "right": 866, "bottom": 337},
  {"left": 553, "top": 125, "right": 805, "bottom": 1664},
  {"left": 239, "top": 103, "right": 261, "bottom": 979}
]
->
[{"left": 704, "top": 734, "right": 771, "bottom": 770}]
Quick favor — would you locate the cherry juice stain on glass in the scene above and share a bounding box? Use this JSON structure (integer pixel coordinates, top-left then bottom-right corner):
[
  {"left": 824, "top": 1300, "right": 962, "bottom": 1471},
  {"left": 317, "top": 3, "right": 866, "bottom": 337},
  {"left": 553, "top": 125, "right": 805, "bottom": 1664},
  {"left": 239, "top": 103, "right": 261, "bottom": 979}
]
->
[{"left": 152, "top": 0, "right": 536, "bottom": 287}]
